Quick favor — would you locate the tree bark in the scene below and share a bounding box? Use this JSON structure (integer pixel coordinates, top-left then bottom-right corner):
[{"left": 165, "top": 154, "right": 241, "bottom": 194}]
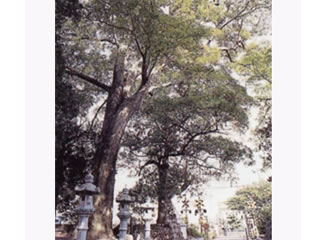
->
[
  {"left": 87, "top": 53, "right": 149, "bottom": 239},
  {"left": 157, "top": 163, "right": 170, "bottom": 224}
]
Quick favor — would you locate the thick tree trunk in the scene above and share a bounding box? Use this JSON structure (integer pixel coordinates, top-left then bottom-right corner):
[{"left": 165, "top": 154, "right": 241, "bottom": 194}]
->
[
  {"left": 157, "top": 166, "right": 184, "bottom": 240},
  {"left": 157, "top": 163, "right": 171, "bottom": 224},
  {"left": 87, "top": 53, "right": 149, "bottom": 240},
  {"left": 157, "top": 197, "right": 175, "bottom": 224},
  {"left": 157, "top": 196, "right": 169, "bottom": 224},
  {"left": 87, "top": 116, "right": 129, "bottom": 239},
  {"left": 87, "top": 113, "right": 128, "bottom": 239}
]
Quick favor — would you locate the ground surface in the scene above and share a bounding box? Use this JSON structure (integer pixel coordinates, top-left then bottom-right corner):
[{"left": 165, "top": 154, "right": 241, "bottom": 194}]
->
[
  {"left": 56, "top": 231, "right": 247, "bottom": 240},
  {"left": 214, "top": 231, "right": 246, "bottom": 240}
]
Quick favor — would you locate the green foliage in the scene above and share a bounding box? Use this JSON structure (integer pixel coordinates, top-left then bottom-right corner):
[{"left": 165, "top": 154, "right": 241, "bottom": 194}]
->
[
  {"left": 55, "top": 0, "right": 272, "bottom": 226},
  {"left": 145, "top": 85, "right": 253, "bottom": 129},
  {"left": 121, "top": 82, "right": 254, "bottom": 203},
  {"left": 187, "top": 224, "right": 204, "bottom": 238},
  {"left": 234, "top": 44, "right": 272, "bottom": 85},
  {"left": 226, "top": 214, "right": 241, "bottom": 230},
  {"left": 56, "top": 0, "right": 88, "bottom": 219},
  {"left": 55, "top": 71, "right": 100, "bottom": 221},
  {"left": 58, "top": 0, "right": 272, "bottom": 93},
  {"left": 234, "top": 44, "right": 272, "bottom": 171},
  {"left": 55, "top": 0, "right": 103, "bottom": 218},
  {"left": 196, "top": 46, "right": 221, "bottom": 65},
  {"left": 226, "top": 181, "right": 271, "bottom": 237},
  {"left": 66, "top": 0, "right": 210, "bottom": 67}
]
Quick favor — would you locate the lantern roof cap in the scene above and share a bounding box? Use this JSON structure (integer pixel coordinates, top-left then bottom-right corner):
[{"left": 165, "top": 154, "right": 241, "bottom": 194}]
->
[
  {"left": 116, "top": 187, "right": 135, "bottom": 203},
  {"left": 75, "top": 173, "right": 100, "bottom": 195}
]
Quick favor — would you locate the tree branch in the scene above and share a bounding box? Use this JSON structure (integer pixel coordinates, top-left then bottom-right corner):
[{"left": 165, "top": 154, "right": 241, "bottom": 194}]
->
[
  {"left": 179, "top": 129, "right": 219, "bottom": 155},
  {"left": 139, "top": 160, "right": 159, "bottom": 175},
  {"left": 147, "top": 82, "right": 174, "bottom": 96},
  {"left": 88, "top": 98, "right": 108, "bottom": 133},
  {"left": 164, "top": 128, "right": 219, "bottom": 159},
  {"left": 65, "top": 67, "right": 111, "bottom": 92},
  {"left": 147, "top": 52, "right": 160, "bottom": 78},
  {"left": 221, "top": 48, "right": 235, "bottom": 63},
  {"left": 218, "top": 0, "right": 252, "bottom": 30},
  {"left": 58, "top": 34, "right": 119, "bottom": 47},
  {"left": 78, "top": 36, "right": 119, "bottom": 47},
  {"left": 193, "top": 156, "right": 224, "bottom": 172}
]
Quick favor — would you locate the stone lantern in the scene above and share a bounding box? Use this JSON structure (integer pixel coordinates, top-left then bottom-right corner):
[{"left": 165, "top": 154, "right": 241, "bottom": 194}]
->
[
  {"left": 116, "top": 188, "right": 135, "bottom": 240},
  {"left": 141, "top": 204, "right": 156, "bottom": 240},
  {"left": 74, "top": 173, "right": 100, "bottom": 240}
]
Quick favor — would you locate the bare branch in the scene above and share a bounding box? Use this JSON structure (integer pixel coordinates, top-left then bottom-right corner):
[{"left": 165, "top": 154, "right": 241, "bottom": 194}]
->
[{"left": 65, "top": 67, "right": 111, "bottom": 92}]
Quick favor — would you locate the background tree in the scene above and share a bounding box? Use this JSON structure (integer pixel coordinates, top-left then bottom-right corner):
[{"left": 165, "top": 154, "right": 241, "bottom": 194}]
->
[
  {"left": 121, "top": 80, "right": 254, "bottom": 223},
  {"left": 226, "top": 214, "right": 241, "bottom": 231},
  {"left": 187, "top": 224, "right": 204, "bottom": 239},
  {"left": 56, "top": 0, "right": 100, "bottom": 221},
  {"left": 234, "top": 44, "right": 272, "bottom": 170},
  {"left": 226, "top": 181, "right": 271, "bottom": 239},
  {"left": 56, "top": 0, "right": 271, "bottom": 238},
  {"left": 215, "top": 0, "right": 272, "bottom": 172}
]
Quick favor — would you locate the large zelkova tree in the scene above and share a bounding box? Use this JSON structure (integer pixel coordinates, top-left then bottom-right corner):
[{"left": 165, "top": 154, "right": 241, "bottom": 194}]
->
[
  {"left": 226, "top": 181, "right": 272, "bottom": 240},
  {"left": 56, "top": 0, "right": 271, "bottom": 238},
  {"left": 121, "top": 82, "right": 254, "bottom": 224}
]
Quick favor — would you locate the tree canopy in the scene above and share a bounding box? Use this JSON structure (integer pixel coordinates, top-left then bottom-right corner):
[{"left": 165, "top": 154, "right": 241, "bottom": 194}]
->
[
  {"left": 234, "top": 43, "right": 272, "bottom": 170},
  {"left": 121, "top": 80, "right": 255, "bottom": 222},
  {"left": 226, "top": 181, "right": 272, "bottom": 239},
  {"left": 55, "top": 0, "right": 272, "bottom": 238}
]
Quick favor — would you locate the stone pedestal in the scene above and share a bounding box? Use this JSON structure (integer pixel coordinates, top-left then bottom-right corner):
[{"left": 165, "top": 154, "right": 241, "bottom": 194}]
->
[
  {"left": 75, "top": 210, "right": 91, "bottom": 240},
  {"left": 180, "top": 223, "right": 187, "bottom": 239},
  {"left": 177, "top": 216, "right": 187, "bottom": 239},
  {"left": 118, "top": 209, "right": 131, "bottom": 240},
  {"left": 144, "top": 218, "right": 152, "bottom": 240},
  {"left": 138, "top": 203, "right": 156, "bottom": 240}
]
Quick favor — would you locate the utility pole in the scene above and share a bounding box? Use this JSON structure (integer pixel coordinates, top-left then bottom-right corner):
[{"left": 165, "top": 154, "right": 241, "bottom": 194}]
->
[
  {"left": 181, "top": 195, "right": 190, "bottom": 226},
  {"left": 195, "top": 196, "right": 206, "bottom": 234},
  {"left": 204, "top": 216, "right": 210, "bottom": 240}
]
